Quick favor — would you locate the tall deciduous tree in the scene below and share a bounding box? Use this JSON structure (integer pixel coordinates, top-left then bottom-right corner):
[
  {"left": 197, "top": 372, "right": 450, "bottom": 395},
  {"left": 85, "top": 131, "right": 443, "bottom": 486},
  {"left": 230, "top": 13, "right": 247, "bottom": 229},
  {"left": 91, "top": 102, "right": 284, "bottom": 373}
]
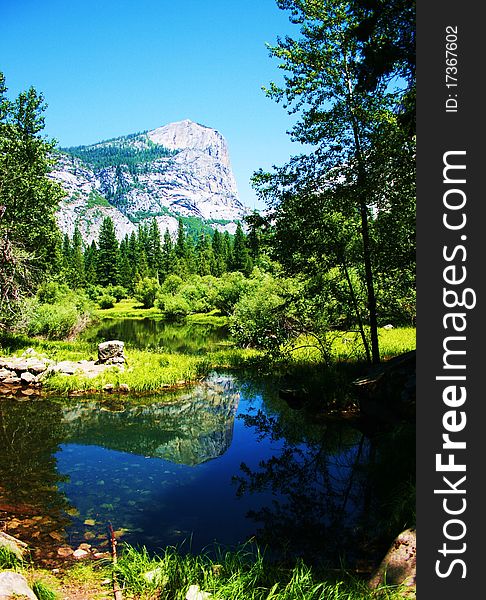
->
[
  {"left": 253, "top": 0, "right": 415, "bottom": 364},
  {"left": 0, "top": 72, "right": 65, "bottom": 318}
]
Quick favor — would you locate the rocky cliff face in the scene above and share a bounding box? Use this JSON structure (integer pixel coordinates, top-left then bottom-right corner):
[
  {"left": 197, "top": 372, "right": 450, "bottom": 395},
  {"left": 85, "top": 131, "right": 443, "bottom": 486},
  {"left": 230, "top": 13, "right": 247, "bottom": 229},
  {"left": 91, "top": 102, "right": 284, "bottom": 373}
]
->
[{"left": 51, "top": 120, "right": 249, "bottom": 244}]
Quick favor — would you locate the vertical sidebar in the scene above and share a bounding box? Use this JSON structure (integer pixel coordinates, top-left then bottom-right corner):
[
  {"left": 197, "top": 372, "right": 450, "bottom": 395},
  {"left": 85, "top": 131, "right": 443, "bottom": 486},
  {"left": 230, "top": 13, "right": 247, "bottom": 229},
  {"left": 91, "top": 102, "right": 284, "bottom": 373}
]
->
[{"left": 417, "top": 1, "right": 483, "bottom": 597}]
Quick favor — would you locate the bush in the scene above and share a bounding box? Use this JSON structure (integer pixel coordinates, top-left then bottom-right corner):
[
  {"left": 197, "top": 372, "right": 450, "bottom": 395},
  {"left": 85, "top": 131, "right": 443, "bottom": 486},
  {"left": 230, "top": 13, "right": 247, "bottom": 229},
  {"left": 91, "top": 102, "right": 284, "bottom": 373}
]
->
[
  {"left": 98, "top": 294, "right": 116, "bottom": 309},
  {"left": 156, "top": 294, "right": 191, "bottom": 320},
  {"left": 27, "top": 301, "right": 81, "bottom": 339},
  {"left": 231, "top": 273, "right": 301, "bottom": 353},
  {"left": 134, "top": 277, "right": 161, "bottom": 309},
  {"left": 107, "top": 285, "right": 128, "bottom": 302},
  {"left": 15, "top": 285, "right": 94, "bottom": 340},
  {"left": 213, "top": 271, "right": 248, "bottom": 315},
  {"left": 160, "top": 274, "right": 184, "bottom": 295},
  {"left": 36, "top": 281, "right": 71, "bottom": 304}
]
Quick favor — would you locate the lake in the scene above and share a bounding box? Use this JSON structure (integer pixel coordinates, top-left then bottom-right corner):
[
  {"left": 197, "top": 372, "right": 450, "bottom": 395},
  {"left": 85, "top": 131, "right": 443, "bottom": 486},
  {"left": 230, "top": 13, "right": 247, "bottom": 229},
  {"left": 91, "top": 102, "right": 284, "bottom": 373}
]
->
[{"left": 0, "top": 318, "right": 408, "bottom": 566}]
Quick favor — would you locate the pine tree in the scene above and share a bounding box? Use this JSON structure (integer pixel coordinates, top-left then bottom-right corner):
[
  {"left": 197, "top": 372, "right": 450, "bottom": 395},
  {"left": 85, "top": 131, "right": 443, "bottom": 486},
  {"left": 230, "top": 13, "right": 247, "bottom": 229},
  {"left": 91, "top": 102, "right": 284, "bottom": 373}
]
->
[
  {"left": 147, "top": 218, "right": 162, "bottom": 280},
  {"left": 96, "top": 217, "right": 119, "bottom": 286},
  {"left": 162, "top": 229, "right": 175, "bottom": 277},
  {"left": 175, "top": 218, "right": 186, "bottom": 260},
  {"left": 211, "top": 230, "right": 226, "bottom": 276},
  {"left": 84, "top": 241, "right": 98, "bottom": 285},
  {"left": 70, "top": 224, "right": 85, "bottom": 287},
  {"left": 231, "top": 222, "right": 252, "bottom": 276},
  {"left": 222, "top": 231, "right": 233, "bottom": 272}
]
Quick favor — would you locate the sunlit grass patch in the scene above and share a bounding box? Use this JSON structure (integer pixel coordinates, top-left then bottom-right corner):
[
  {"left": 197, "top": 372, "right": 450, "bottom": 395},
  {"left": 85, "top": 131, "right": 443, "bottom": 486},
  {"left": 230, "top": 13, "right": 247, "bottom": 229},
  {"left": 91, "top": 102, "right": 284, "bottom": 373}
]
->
[
  {"left": 94, "top": 298, "right": 163, "bottom": 320},
  {"left": 113, "top": 543, "right": 411, "bottom": 600},
  {"left": 42, "top": 349, "right": 208, "bottom": 394},
  {"left": 288, "top": 327, "right": 416, "bottom": 364}
]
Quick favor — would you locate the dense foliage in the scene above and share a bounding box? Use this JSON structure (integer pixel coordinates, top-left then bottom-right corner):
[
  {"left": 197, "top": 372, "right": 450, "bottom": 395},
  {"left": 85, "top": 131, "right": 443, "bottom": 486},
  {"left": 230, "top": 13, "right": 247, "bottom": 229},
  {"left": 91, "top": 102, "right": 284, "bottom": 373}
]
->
[
  {"left": 0, "top": 72, "right": 65, "bottom": 324},
  {"left": 252, "top": 0, "right": 416, "bottom": 363},
  {"left": 60, "top": 216, "right": 257, "bottom": 299}
]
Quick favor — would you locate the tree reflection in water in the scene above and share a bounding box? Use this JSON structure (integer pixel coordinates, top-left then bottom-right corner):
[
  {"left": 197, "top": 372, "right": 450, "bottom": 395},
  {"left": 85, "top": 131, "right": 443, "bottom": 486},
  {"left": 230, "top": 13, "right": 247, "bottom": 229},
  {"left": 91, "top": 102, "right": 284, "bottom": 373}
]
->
[
  {"left": 233, "top": 402, "right": 415, "bottom": 569},
  {"left": 0, "top": 399, "right": 73, "bottom": 560}
]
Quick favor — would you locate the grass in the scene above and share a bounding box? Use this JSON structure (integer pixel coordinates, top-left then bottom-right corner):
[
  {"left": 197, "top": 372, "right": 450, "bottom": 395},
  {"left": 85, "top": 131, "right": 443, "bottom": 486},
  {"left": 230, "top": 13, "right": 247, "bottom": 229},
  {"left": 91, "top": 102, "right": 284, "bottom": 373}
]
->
[
  {"left": 0, "top": 544, "right": 413, "bottom": 600},
  {"left": 94, "top": 298, "right": 165, "bottom": 320},
  {"left": 0, "top": 546, "right": 23, "bottom": 569},
  {"left": 95, "top": 298, "right": 230, "bottom": 325},
  {"left": 287, "top": 327, "right": 416, "bottom": 365},
  {"left": 0, "top": 325, "right": 415, "bottom": 395},
  {"left": 110, "top": 543, "right": 411, "bottom": 600}
]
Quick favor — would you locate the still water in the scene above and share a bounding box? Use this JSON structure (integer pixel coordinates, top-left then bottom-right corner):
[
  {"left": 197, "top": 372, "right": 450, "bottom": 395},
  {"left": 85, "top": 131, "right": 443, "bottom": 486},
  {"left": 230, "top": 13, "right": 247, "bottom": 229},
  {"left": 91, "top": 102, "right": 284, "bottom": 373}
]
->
[
  {"left": 81, "top": 317, "right": 231, "bottom": 354},
  {"left": 0, "top": 319, "right": 384, "bottom": 565}
]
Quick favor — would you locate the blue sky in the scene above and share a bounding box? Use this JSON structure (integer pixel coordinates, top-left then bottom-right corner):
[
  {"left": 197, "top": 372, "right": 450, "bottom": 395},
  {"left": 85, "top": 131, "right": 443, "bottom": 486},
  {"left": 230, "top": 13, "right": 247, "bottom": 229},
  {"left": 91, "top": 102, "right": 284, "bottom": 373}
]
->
[{"left": 0, "top": 0, "right": 302, "bottom": 210}]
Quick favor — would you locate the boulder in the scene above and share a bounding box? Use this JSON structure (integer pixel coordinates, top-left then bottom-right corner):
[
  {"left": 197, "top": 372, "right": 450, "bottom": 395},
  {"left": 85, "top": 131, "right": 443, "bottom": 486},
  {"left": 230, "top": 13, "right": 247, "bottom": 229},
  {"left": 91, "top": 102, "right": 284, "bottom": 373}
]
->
[
  {"left": 368, "top": 528, "right": 416, "bottom": 594},
  {"left": 0, "top": 531, "right": 28, "bottom": 560},
  {"left": 0, "top": 571, "right": 37, "bottom": 600},
  {"left": 97, "top": 340, "right": 125, "bottom": 365}
]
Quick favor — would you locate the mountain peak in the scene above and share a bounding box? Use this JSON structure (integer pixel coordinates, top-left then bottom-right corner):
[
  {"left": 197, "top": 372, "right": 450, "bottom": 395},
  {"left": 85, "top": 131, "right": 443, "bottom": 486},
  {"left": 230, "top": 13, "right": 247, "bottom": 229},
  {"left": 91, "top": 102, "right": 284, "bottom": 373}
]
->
[
  {"left": 147, "top": 120, "right": 230, "bottom": 167},
  {"left": 52, "top": 119, "right": 248, "bottom": 245}
]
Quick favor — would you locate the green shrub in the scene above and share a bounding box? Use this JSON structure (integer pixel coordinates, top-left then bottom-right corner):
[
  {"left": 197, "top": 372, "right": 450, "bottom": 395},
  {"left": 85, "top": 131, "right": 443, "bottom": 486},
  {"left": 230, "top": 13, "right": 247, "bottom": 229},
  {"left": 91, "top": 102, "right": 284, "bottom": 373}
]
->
[
  {"left": 36, "top": 281, "right": 70, "bottom": 304},
  {"left": 134, "top": 277, "right": 160, "bottom": 308},
  {"left": 0, "top": 546, "right": 22, "bottom": 568},
  {"left": 98, "top": 294, "right": 116, "bottom": 309},
  {"left": 214, "top": 271, "right": 248, "bottom": 315},
  {"left": 32, "top": 581, "right": 59, "bottom": 600},
  {"left": 156, "top": 293, "right": 191, "bottom": 320},
  {"left": 27, "top": 301, "right": 80, "bottom": 339},
  {"left": 160, "top": 274, "right": 184, "bottom": 294},
  {"left": 231, "top": 273, "right": 302, "bottom": 353},
  {"left": 106, "top": 285, "right": 128, "bottom": 302}
]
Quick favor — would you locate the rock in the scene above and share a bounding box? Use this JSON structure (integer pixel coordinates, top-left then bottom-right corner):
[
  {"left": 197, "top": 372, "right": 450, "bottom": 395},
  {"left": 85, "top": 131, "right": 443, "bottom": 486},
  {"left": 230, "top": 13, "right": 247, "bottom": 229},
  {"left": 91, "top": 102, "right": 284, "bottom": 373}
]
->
[
  {"left": 383, "top": 323, "right": 395, "bottom": 330},
  {"left": 20, "top": 388, "right": 37, "bottom": 396},
  {"left": 0, "top": 531, "right": 28, "bottom": 559},
  {"left": 52, "top": 361, "right": 77, "bottom": 375},
  {"left": 2, "top": 376, "right": 21, "bottom": 385},
  {"left": 26, "top": 361, "right": 48, "bottom": 374},
  {"left": 143, "top": 567, "right": 168, "bottom": 587},
  {"left": 52, "top": 120, "right": 248, "bottom": 246},
  {"left": 185, "top": 584, "right": 212, "bottom": 600},
  {"left": 118, "top": 383, "right": 130, "bottom": 392},
  {"left": 0, "top": 571, "right": 37, "bottom": 600},
  {"left": 73, "top": 548, "right": 90, "bottom": 559},
  {"left": 20, "top": 372, "right": 36, "bottom": 384},
  {"left": 97, "top": 340, "right": 125, "bottom": 365},
  {"left": 368, "top": 528, "right": 416, "bottom": 593},
  {"left": 0, "top": 368, "right": 14, "bottom": 380},
  {"left": 103, "top": 383, "right": 115, "bottom": 392},
  {"left": 57, "top": 546, "right": 74, "bottom": 557},
  {"left": 78, "top": 543, "right": 92, "bottom": 551}
]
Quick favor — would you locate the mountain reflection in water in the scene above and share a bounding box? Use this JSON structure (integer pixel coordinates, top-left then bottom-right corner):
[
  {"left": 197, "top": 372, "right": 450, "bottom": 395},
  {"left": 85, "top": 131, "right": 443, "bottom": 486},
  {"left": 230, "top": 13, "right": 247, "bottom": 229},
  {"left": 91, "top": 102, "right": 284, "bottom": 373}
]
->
[{"left": 0, "top": 371, "right": 412, "bottom": 567}]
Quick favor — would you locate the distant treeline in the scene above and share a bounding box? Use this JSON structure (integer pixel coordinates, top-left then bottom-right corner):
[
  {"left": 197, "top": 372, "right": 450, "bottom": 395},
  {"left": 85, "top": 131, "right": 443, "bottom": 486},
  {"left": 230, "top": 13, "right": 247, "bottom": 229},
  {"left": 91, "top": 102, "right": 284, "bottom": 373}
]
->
[
  {"left": 61, "top": 216, "right": 256, "bottom": 293},
  {"left": 61, "top": 140, "right": 176, "bottom": 170}
]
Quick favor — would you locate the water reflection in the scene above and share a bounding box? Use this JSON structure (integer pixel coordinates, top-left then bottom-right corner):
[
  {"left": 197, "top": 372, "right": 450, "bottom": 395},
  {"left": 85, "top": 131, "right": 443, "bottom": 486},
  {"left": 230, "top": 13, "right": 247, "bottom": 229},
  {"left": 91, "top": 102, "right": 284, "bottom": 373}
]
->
[
  {"left": 62, "top": 376, "right": 239, "bottom": 465},
  {"left": 81, "top": 318, "right": 230, "bottom": 353},
  {"left": 0, "top": 371, "right": 413, "bottom": 567},
  {"left": 0, "top": 399, "right": 73, "bottom": 561},
  {"left": 231, "top": 375, "right": 415, "bottom": 567}
]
